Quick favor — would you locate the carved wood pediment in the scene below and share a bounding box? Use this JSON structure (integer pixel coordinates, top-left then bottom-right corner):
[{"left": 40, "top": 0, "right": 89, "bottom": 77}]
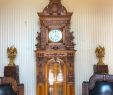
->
[{"left": 42, "top": 0, "right": 67, "bottom": 15}]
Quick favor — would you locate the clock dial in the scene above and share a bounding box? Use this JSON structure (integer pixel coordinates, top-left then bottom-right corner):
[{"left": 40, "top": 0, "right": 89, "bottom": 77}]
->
[{"left": 49, "top": 30, "right": 62, "bottom": 42}]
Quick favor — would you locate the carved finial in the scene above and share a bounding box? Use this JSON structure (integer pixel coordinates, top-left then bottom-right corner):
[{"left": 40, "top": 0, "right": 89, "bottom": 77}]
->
[
  {"left": 95, "top": 45, "right": 105, "bottom": 65},
  {"left": 7, "top": 46, "right": 17, "bottom": 66}
]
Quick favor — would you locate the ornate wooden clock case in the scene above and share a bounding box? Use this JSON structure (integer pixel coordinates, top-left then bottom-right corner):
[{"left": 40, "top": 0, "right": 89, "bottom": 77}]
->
[{"left": 36, "top": 0, "right": 76, "bottom": 95}]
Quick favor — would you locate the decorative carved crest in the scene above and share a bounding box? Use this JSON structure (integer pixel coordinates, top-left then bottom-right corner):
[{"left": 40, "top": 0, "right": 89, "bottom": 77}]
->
[{"left": 43, "top": 0, "right": 67, "bottom": 15}]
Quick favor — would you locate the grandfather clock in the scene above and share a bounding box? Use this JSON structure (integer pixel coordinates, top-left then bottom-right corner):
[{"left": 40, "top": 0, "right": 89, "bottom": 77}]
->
[{"left": 36, "top": 0, "right": 76, "bottom": 95}]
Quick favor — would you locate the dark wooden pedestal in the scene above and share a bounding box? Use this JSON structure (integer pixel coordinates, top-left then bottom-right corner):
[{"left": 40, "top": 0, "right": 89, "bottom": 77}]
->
[
  {"left": 4, "top": 65, "right": 19, "bottom": 83},
  {"left": 93, "top": 65, "right": 108, "bottom": 74}
]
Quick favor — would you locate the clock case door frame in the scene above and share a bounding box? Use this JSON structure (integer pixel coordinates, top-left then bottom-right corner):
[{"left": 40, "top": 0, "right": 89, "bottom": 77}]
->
[
  {"left": 36, "top": 51, "right": 76, "bottom": 95},
  {"left": 45, "top": 58, "right": 67, "bottom": 95}
]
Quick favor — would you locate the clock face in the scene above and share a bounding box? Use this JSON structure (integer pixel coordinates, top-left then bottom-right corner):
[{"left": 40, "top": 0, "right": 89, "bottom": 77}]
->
[{"left": 49, "top": 30, "right": 62, "bottom": 42}]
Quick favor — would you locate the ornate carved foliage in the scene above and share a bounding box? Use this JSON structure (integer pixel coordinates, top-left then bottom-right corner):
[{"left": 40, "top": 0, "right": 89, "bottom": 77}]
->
[
  {"left": 36, "top": 32, "right": 41, "bottom": 49},
  {"left": 65, "top": 31, "right": 75, "bottom": 50}
]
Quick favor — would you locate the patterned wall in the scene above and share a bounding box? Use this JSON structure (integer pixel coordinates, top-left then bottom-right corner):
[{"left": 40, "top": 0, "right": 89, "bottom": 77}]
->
[{"left": 0, "top": 0, "right": 113, "bottom": 95}]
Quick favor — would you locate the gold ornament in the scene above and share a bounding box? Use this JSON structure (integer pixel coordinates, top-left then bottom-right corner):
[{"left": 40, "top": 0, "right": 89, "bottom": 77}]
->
[
  {"left": 95, "top": 45, "right": 105, "bottom": 65},
  {"left": 7, "top": 46, "right": 17, "bottom": 66}
]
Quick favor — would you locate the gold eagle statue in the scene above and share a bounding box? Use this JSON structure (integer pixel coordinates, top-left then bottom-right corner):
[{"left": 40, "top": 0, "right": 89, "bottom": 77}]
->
[
  {"left": 95, "top": 45, "right": 105, "bottom": 65},
  {"left": 7, "top": 46, "right": 17, "bottom": 66}
]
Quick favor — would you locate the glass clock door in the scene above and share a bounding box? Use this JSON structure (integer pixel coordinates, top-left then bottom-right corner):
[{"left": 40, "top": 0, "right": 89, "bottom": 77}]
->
[{"left": 46, "top": 58, "right": 65, "bottom": 95}]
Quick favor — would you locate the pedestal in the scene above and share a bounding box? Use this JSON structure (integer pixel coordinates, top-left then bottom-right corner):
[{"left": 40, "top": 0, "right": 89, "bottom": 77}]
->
[
  {"left": 93, "top": 65, "right": 108, "bottom": 74},
  {"left": 4, "top": 65, "right": 19, "bottom": 83}
]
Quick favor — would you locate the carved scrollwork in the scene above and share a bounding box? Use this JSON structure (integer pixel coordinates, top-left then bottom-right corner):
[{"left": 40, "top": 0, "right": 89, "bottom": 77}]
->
[
  {"left": 36, "top": 32, "right": 41, "bottom": 49},
  {"left": 40, "top": 20, "right": 67, "bottom": 27},
  {"left": 36, "top": 28, "right": 47, "bottom": 50},
  {"left": 47, "top": 44, "right": 65, "bottom": 50},
  {"left": 65, "top": 31, "right": 75, "bottom": 49}
]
